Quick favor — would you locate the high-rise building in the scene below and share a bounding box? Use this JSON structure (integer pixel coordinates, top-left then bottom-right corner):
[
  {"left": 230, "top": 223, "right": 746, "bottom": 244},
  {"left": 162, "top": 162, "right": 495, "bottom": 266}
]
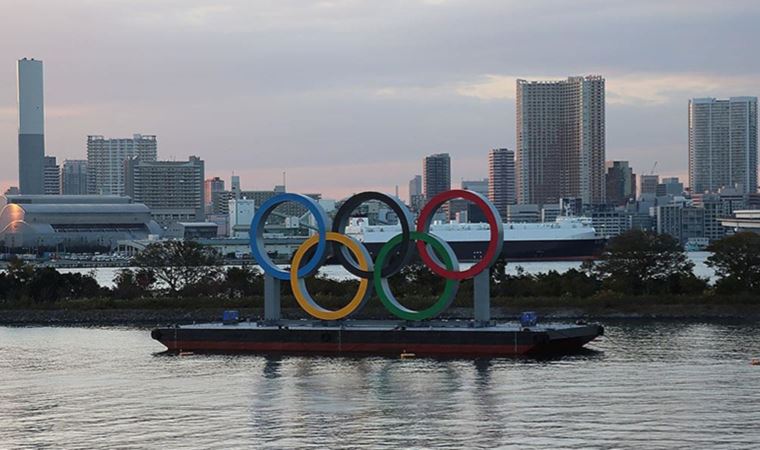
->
[
  {"left": 423, "top": 153, "right": 451, "bottom": 200},
  {"left": 204, "top": 177, "right": 225, "bottom": 214},
  {"left": 87, "top": 134, "right": 157, "bottom": 195},
  {"left": 124, "top": 156, "right": 204, "bottom": 227},
  {"left": 516, "top": 76, "right": 606, "bottom": 205},
  {"left": 656, "top": 177, "right": 684, "bottom": 197},
  {"left": 408, "top": 175, "right": 423, "bottom": 211},
  {"left": 231, "top": 175, "right": 241, "bottom": 199},
  {"left": 211, "top": 190, "right": 234, "bottom": 215},
  {"left": 461, "top": 178, "right": 489, "bottom": 196},
  {"left": 17, "top": 58, "right": 45, "bottom": 194},
  {"left": 488, "top": 148, "right": 516, "bottom": 216},
  {"left": 43, "top": 156, "right": 60, "bottom": 195},
  {"left": 238, "top": 188, "right": 319, "bottom": 219},
  {"left": 459, "top": 178, "right": 490, "bottom": 223},
  {"left": 639, "top": 174, "right": 659, "bottom": 197},
  {"left": 61, "top": 160, "right": 88, "bottom": 195},
  {"left": 689, "top": 97, "right": 758, "bottom": 194},
  {"left": 605, "top": 161, "right": 636, "bottom": 206}
]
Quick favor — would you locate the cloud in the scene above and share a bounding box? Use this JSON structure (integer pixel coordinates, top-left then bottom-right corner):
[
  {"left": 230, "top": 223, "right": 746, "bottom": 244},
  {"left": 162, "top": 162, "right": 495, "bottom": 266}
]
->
[
  {"left": 180, "top": 5, "right": 233, "bottom": 26},
  {"left": 456, "top": 73, "right": 760, "bottom": 106},
  {"left": 1, "top": 0, "right": 760, "bottom": 196},
  {"left": 606, "top": 73, "right": 760, "bottom": 105}
]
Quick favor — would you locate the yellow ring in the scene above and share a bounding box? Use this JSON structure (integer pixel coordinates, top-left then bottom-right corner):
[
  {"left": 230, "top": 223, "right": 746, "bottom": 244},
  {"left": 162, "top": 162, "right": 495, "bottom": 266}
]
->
[{"left": 290, "top": 231, "right": 372, "bottom": 320}]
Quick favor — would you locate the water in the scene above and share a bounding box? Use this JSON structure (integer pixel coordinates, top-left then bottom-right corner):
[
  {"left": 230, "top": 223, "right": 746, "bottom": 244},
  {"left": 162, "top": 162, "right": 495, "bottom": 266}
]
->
[
  {"left": 58, "top": 252, "right": 717, "bottom": 288},
  {"left": 1, "top": 322, "right": 759, "bottom": 448}
]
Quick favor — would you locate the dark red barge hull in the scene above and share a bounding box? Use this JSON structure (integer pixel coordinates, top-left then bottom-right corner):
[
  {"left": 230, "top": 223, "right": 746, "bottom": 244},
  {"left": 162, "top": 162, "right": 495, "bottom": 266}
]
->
[{"left": 151, "top": 324, "right": 603, "bottom": 357}]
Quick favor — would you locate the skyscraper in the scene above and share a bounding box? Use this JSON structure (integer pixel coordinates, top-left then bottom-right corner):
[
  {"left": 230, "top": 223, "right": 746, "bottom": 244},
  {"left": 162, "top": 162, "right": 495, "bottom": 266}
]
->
[
  {"left": 17, "top": 58, "right": 45, "bottom": 194},
  {"left": 516, "top": 76, "right": 606, "bottom": 205},
  {"left": 231, "top": 175, "right": 241, "bottom": 199},
  {"left": 87, "top": 134, "right": 157, "bottom": 195},
  {"left": 61, "top": 160, "right": 88, "bottom": 195},
  {"left": 43, "top": 156, "right": 60, "bottom": 195},
  {"left": 656, "top": 177, "right": 684, "bottom": 197},
  {"left": 488, "top": 148, "right": 516, "bottom": 217},
  {"left": 124, "top": 156, "right": 205, "bottom": 226},
  {"left": 204, "top": 177, "right": 225, "bottom": 214},
  {"left": 605, "top": 161, "right": 636, "bottom": 206},
  {"left": 688, "top": 97, "right": 758, "bottom": 194},
  {"left": 640, "top": 174, "right": 659, "bottom": 196},
  {"left": 423, "top": 153, "right": 451, "bottom": 201},
  {"left": 408, "top": 175, "right": 423, "bottom": 211}
]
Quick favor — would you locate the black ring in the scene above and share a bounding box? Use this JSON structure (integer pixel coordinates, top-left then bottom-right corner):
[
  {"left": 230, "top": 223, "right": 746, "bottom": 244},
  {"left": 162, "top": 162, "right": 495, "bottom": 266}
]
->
[{"left": 331, "top": 191, "right": 414, "bottom": 279}]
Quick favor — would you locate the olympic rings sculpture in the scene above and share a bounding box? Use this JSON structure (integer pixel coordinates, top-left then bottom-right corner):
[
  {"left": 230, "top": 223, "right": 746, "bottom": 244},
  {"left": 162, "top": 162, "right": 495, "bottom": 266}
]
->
[{"left": 250, "top": 189, "right": 504, "bottom": 321}]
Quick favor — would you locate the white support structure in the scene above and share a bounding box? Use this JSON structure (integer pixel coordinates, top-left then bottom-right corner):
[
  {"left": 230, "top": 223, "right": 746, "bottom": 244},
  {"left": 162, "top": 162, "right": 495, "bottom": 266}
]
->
[
  {"left": 473, "top": 270, "right": 490, "bottom": 323},
  {"left": 264, "top": 275, "right": 281, "bottom": 321}
]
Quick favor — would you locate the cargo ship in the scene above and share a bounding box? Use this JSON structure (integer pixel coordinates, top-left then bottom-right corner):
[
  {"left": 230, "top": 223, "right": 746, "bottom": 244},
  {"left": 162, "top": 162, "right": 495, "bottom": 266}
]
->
[
  {"left": 151, "top": 319, "right": 604, "bottom": 357},
  {"left": 345, "top": 217, "right": 605, "bottom": 262}
]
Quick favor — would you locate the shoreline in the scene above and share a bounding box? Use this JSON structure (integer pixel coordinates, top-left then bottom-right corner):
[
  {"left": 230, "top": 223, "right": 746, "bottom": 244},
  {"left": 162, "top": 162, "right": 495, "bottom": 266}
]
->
[{"left": 2, "top": 305, "right": 760, "bottom": 326}]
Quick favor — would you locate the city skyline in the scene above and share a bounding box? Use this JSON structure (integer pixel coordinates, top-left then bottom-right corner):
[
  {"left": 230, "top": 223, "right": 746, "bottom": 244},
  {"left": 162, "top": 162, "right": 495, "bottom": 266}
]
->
[{"left": 2, "top": 1, "right": 760, "bottom": 199}]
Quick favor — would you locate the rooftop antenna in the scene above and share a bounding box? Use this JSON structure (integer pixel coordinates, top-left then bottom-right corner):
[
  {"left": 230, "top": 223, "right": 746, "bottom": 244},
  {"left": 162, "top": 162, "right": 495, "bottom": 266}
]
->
[{"left": 283, "top": 171, "right": 286, "bottom": 189}]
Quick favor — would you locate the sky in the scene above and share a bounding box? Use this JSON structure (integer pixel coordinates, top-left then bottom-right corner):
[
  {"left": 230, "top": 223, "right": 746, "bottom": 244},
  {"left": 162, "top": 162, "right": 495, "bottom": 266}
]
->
[{"left": 1, "top": 0, "right": 760, "bottom": 199}]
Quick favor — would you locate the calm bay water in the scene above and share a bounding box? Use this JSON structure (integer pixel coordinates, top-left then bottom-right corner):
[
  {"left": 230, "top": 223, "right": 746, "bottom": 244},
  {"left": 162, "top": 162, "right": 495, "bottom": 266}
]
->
[
  {"left": 1, "top": 321, "right": 759, "bottom": 448},
  {"left": 58, "top": 252, "right": 717, "bottom": 288}
]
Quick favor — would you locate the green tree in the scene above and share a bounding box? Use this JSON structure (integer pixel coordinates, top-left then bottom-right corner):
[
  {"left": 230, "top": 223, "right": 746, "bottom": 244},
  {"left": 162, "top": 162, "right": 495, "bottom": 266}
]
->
[
  {"left": 707, "top": 232, "right": 760, "bottom": 293},
  {"left": 0, "top": 259, "right": 103, "bottom": 303},
  {"left": 112, "top": 268, "right": 157, "bottom": 299},
  {"left": 222, "top": 266, "right": 263, "bottom": 298},
  {"left": 132, "top": 240, "right": 223, "bottom": 295},
  {"left": 593, "top": 230, "right": 700, "bottom": 295}
]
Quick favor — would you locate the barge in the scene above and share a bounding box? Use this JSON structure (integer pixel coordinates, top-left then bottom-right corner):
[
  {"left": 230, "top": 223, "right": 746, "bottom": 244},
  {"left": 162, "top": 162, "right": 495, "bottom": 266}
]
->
[{"left": 151, "top": 320, "right": 604, "bottom": 357}]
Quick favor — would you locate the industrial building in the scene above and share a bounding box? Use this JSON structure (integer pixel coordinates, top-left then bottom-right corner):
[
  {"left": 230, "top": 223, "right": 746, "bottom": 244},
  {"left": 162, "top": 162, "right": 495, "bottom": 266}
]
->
[
  {"left": 165, "top": 222, "right": 219, "bottom": 240},
  {"left": 0, "top": 195, "right": 161, "bottom": 252},
  {"left": 720, "top": 210, "right": 760, "bottom": 233},
  {"left": 17, "top": 58, "right": 46, "bottom": 195}
]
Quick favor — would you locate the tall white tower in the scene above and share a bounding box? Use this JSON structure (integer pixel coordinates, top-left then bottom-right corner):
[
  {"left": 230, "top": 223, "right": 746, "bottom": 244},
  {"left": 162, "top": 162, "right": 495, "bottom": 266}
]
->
[{"left": 17, "top": 58, "right": 46, "bottom": 194}]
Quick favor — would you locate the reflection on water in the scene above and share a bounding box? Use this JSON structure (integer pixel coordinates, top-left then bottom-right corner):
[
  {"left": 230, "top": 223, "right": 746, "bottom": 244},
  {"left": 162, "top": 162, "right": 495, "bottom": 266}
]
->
[{"left": 1, "top": 321, "right": 759, "bottom": 448}]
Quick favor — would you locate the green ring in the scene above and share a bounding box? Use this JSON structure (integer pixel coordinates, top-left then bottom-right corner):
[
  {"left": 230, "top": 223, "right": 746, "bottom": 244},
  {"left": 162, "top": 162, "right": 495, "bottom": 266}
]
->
[{"left": 373, "top": 231, "right": 460, "bottom": 321}]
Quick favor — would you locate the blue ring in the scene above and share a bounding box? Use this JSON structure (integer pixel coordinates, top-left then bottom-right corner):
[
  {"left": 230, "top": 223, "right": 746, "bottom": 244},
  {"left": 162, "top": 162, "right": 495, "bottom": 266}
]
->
[{"left": 249, "top": 193, "right": 329, "bottom": 280}]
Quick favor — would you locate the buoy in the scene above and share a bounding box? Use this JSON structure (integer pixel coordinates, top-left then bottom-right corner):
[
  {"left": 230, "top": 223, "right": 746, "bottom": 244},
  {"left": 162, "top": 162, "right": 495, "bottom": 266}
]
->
[
  {"left": 751, "top": 358, "right": 760, "bottom": 366},
  {"left": 400, "top": 352, "right": 416, "bottom": 359}
]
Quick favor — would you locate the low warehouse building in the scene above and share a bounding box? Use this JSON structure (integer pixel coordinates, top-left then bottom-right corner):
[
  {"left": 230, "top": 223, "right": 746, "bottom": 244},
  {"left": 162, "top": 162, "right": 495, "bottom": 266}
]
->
[{"left": 0, "top": 195, "right": 162, "bottom": 252}]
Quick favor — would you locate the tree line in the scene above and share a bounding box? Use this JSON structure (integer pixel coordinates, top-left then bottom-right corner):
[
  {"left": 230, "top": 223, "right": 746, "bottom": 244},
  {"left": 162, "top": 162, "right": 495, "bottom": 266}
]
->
[{"left": 1, "top": 230, "right": 759, "bottom": 304}]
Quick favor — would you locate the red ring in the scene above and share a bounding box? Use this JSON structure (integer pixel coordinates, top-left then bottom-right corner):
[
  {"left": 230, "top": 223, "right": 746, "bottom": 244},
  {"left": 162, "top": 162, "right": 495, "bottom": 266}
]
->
[{"left": 416, "top": 189, "right": 503, "bottom": 280}]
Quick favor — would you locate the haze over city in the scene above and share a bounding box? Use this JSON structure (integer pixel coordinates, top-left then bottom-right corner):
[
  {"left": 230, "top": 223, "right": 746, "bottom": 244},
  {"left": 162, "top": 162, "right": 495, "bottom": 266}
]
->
[{"left": 2, "top": 0, "right": 760, "bottom": 198}]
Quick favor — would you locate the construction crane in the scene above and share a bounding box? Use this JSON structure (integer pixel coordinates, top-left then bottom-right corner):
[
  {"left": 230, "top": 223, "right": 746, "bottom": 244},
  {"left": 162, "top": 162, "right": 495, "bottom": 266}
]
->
[{"left": 650, "top": 161, "right": 658, "bottom": 175}]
